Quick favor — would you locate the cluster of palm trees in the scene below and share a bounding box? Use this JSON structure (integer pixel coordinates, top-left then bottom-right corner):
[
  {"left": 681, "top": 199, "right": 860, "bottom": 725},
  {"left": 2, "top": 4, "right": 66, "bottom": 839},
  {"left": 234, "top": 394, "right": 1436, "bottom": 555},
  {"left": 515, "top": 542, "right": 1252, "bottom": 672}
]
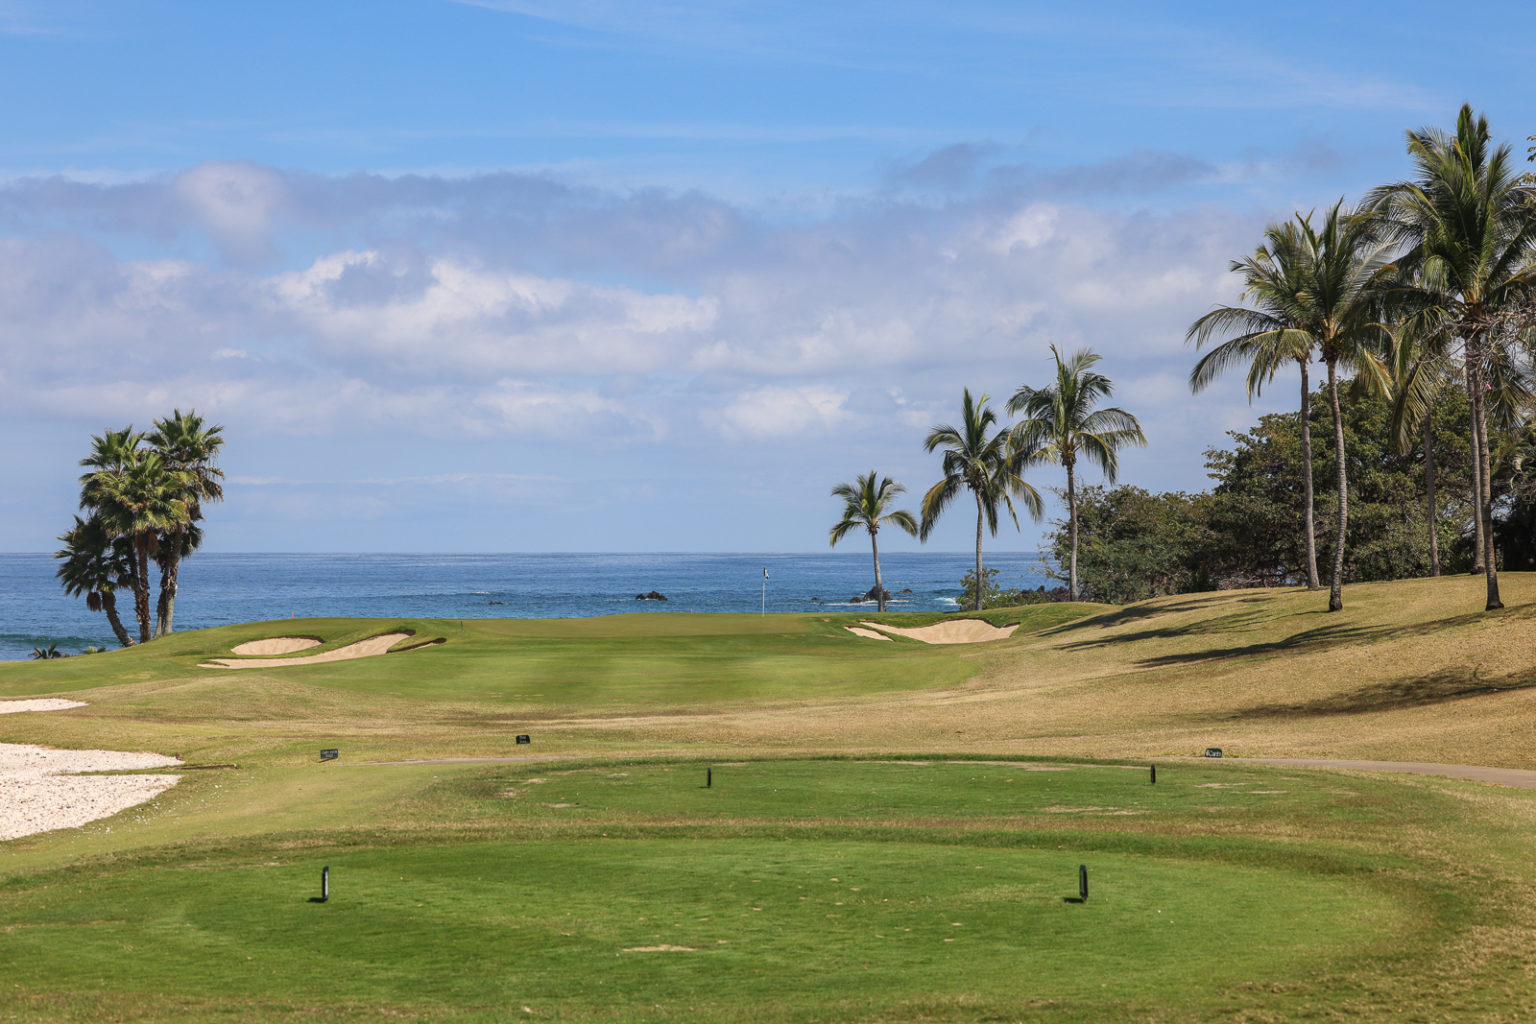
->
[
  {"left": 54, "top": 410, "right": 225, "bottom": 647},
  {"left": 830, "top": 346, "right": 1144, "bottom": 611},
  {"left": 1189, "top": 105, "right": 1536, "bottom": 613}
]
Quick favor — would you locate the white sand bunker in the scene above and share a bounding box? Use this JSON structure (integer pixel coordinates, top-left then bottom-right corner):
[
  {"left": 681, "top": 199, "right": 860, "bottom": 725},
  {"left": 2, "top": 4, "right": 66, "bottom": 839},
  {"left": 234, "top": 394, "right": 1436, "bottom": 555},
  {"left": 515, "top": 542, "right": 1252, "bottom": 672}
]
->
[
  {"left": 0, "top": 699, "right": 87, "bottom": 714},
  {"left": 230, "top": 636, "right": 322, "bottom": 656},
  {"left": 0, "top": 743, "right": 181, "bottom": 842},
  {"left": 856, "top": 619, "right": 1019, "bottom": 644},
  {"left": 200, "top": 631, "right": 416, "bottom": 669},
  {"left": 843, "top": 626, "right": 893, "bottom": 641}
]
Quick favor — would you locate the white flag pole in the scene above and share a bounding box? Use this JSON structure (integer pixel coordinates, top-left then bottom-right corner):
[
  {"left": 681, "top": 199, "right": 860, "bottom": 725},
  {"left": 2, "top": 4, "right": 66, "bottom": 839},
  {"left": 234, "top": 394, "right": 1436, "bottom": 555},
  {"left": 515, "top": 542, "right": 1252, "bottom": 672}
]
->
[{"left": 762, "top": 567, "right": 768, "bottom": 616}]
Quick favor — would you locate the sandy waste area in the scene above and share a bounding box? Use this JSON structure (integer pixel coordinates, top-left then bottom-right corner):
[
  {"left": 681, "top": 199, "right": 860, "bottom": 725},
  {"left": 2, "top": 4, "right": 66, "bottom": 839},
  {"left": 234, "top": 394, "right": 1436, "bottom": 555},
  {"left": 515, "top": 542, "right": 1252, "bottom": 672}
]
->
[
  {"left": 848, "top": 619, "right": 1019, "bottom": 644},
  {"left": 201, "top": 631, "right": 413, "bottom": 668},
  {"left": 0, "top": 698, "right": 87, "bottom": 714},
  {"left": 0, "top": 707, "right": 181, "bottom": 842}
]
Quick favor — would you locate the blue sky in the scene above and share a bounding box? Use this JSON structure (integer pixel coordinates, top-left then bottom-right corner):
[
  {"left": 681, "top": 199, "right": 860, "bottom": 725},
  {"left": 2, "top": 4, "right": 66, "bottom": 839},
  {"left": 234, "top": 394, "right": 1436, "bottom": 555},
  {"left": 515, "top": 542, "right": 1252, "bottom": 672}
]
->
[{"left": 4, "top": 0, "right": 1536, "bottom": 553}]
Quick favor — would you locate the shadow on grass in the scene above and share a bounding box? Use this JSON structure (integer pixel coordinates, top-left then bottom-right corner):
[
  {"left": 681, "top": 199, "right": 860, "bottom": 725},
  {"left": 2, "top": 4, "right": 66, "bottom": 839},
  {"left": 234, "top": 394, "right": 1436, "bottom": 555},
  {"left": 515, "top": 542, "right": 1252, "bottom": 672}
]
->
[
  {"left": 1048, "top": 592, "right": 1536, "bottom": 669},
  {"left": 1038, "top": 593, "right": 1261, "bottom": 636},
  {"left": 1224, "top": 667, "right": 1536, "bottom": 720},
  {"left": 1129, "top": 620, "right": 1394, "bottom": 667}
]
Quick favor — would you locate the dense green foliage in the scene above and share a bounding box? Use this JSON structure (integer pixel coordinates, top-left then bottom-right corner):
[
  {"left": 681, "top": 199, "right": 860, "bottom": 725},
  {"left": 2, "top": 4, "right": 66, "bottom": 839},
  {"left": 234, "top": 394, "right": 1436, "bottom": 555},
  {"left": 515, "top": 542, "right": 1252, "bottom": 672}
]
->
[
  {"left": 1044, "top": 381, "right": 1495, "bottom": 603},
  {"left": 56, "top": 410, "right": 224, "bottom": 646}
]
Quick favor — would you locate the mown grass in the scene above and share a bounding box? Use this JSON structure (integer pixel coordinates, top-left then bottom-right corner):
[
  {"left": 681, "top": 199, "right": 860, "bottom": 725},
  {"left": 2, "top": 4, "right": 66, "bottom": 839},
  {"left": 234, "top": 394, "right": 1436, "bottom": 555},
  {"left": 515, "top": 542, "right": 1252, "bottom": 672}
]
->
[
  {"left": 7, "top": 578, "right": 1536, "bottom": 1019},
  {"left": 0, "top": 759, "right": 1471, "bottom": 1023}
]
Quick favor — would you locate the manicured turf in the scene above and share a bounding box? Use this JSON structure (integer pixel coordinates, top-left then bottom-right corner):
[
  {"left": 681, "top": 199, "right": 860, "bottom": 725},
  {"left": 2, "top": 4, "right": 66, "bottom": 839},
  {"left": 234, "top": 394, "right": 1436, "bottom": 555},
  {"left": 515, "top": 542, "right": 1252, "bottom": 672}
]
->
[
  {"left": 2, "top": 760, "right": 1417, "bottom": 1023},
  {"left": 9, "top": 579, "right": 1536, "bottom": 1020}
]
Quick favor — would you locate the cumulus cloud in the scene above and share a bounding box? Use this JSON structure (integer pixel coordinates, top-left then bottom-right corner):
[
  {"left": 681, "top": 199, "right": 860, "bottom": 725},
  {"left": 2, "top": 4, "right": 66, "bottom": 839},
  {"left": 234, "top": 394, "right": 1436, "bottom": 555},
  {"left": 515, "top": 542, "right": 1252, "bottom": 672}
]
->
[
  {"left": 173, "top": 161, "right": 289, "bottom": 263},
  {"left": 266, "top": 249, "right": 717, "bottom": 377},
  {"left": 0, "top": 158, "right": 1273, "bottom": 511}
]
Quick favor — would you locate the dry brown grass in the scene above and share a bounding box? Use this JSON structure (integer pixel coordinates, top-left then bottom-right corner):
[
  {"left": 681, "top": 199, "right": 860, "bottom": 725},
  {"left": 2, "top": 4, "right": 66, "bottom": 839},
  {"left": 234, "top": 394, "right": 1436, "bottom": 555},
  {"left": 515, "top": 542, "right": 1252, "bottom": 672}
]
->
[{"left": 564, "top": 574, "right": 1536, "bottom": 767}]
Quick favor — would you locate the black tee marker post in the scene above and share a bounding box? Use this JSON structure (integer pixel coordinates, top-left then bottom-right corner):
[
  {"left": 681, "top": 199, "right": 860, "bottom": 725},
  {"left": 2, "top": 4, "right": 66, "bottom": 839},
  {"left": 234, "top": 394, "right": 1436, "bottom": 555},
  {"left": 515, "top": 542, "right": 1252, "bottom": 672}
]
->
[
  {"left": 706, "top": 766, "right": 712, "bottom": 788},
  {"left": 1150, "top": 764, "right": 1156, "bottom": 785},
  {"left": 317, "top": 865, "right": 329, "bottom": 903},
  {"left": 1079, "top": 864, "right": 1088, "bottom": 902}
]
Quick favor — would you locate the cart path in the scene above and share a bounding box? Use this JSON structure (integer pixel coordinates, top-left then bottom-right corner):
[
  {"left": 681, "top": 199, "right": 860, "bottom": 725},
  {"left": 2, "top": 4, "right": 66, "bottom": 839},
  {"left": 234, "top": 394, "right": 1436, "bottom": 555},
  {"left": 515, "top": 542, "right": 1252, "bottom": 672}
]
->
[{"left": 1235, "top": 757, "right": 1536, "bottom": 790}]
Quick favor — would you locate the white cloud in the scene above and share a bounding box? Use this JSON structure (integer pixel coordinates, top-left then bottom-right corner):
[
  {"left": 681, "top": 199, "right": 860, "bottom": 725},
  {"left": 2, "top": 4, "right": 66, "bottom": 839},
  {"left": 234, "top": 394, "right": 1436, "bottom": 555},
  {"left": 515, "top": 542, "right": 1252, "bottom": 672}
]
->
[
  {"left": 266, "top": 249, "right": 717, "bottom": 376},
  {"left": 712, "top": 385, "right": 851, "bottom": 439},
  {"left": 173, "top": 161, "right": 289, "bottom": 263},
  {"left": 0, "top": 162, "right": 1282, "bottom": 502}
]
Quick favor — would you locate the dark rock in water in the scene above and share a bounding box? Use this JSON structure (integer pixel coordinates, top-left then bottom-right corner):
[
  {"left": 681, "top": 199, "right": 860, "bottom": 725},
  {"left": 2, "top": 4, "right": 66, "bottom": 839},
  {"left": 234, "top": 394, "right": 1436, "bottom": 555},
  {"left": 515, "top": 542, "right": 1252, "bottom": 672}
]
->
[
  {"left": 811, "top": 596, "right": 821, "bottom": 602},
  {"left": 899, "top": 588, "right": 913, "bottom": 594},
  {"left": 635, "top": 590, "right": 669, "bottom": 601},
  {"left": 862, "top": 586, "right": 892, "bottom": 603},
  {"left": 487, "top": 600, "right": 504, "bottom": 606}
]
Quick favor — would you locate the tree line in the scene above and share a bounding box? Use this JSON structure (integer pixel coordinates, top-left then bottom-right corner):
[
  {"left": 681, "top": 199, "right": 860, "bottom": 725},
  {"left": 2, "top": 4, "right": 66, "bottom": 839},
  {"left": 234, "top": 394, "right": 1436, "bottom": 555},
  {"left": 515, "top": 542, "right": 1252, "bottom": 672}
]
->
[
  {"left": 834, "top": 104, "right": 1536, "bottom": 616},
  {"left": 54, "top": 410, "right": 225, "bottom": 647},
  {"left": 1189, "top": 104, "right": 1535, "bottom": 613}
]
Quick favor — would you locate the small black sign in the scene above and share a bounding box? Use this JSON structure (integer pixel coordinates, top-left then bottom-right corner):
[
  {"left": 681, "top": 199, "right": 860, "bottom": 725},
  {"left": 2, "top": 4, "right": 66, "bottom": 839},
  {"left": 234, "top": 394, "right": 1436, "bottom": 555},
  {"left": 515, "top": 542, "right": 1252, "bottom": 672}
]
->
[
  {"left": 1204, "top": 747, "right": 1223, "bottom": 758},
  {"left": 320, "top": 748, "right": 339, "bottom": 761},
  {"left": 515, "top": 735, "right": 531, "bottom": 745}
]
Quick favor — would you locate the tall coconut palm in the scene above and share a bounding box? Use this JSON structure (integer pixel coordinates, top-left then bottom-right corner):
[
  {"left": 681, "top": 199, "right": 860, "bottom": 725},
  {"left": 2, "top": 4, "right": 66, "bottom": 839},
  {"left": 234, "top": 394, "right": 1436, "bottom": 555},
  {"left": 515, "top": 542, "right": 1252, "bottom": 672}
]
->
[
  {"left": 55, "top": 514, "right": 138, "bottom": 648},
  {"left": 146, "top": 409, "right": 224, "bottom": 636},
  {"left": 1384, "top": 314, "right": 1456, "bottom": 577},
  {"left": 1188, "top": 240, "right": 1324, "bottom": 590},
  {"left": 1367, "top": 105, "right": 1536, "bottom": 610},
  {"left": 80, "top": 448, "right": 190, "bottom": 643},
  {"left": 829, "top": 471, "right": 918, "bottom": 613},
  {"left": 1009, "top": 345, "right": 1145, "bottom": 603},
  {"left": 1231, "top": 203, "right": 1395, "bottom": 611},
  {"left": 919, "top": 389, "right": 1043, "bottom": 611}
]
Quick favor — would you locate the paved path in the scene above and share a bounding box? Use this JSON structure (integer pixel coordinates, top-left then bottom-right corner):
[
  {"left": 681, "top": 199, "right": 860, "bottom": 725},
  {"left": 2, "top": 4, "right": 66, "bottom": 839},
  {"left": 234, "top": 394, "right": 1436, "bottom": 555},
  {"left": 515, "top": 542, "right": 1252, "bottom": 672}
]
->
[{"left": 1236, "top": 757, "right": 1536, "bottom": 790}]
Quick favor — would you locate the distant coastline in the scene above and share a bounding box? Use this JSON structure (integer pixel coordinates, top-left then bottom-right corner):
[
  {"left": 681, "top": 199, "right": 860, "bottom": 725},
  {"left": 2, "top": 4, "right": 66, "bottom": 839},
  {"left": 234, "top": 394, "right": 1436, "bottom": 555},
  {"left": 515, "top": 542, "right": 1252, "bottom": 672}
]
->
[{"left": 0, "top": 551, "right": 1052, "bottom": 661}]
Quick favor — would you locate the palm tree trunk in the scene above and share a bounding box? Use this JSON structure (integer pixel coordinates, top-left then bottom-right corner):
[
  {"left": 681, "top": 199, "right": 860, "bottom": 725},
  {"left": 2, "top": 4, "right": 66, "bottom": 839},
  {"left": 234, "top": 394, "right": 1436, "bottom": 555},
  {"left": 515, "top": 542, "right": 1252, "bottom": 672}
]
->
[
  {"left": 974, "top": 488, "right": 985, "bottom": 612},
  {"left": 1326, "top": 358, "right": 1347, "bottom": 613},
  {"left": 1067, "top": 460, "right": 1079, "bottom": 602},
  {"left": 1423, "top": 411, "right": 1440, "bottom": 577},
  {"left": 155, "top": 541, "right": 181, "bottom": 636},
  {"left": 1467, "top": 337, "right": 1503, "bottom": 609},
  {"left": 871, "top": 529, "right": 884, "bottom": 613},
  {"left": 1299, "top": 361, "right": 1320, "bottom": 590},
  {"left": 1465, "top": 363, "right": 1485, "bottom": 574},
  {"left": 101, "top": 592, "right": 136, "bottom": 648},
  {"left": 133, "top": 543, "right": 153, "bottom": 643}
]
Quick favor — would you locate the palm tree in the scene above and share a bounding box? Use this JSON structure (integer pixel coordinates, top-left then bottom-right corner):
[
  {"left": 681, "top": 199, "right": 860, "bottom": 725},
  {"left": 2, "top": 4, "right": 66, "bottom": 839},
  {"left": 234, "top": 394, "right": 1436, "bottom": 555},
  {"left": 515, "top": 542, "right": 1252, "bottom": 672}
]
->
[
  {"left": 919, "top": 389, "right": 1043, "bottom": 611},
  {"left": 146, "top": 410, "right": 225, "bottom": 636},
  {"left": 1232, "top": 203, "right": 1395, "bottom": 611},
  {"left": 829, "top": 471, "right": 918, "bottom": 613},
  {"left": 1384, "top": 315, "right": 1455, "bottom": 577},
  {"left": 1367, "top": 105, "right": 1536, "bottom": 611},
  {"left": 1009, "top": 346, "right": 1145, "bottom": 603},
  {"left": 80, "top": 447, "right": 190, "bottom": 643},
  {"left": 1188, "top": 240, "right": 1325, "bottom": 590},
  {"left": 55, "top": 514, "right": 139, "bottom": 648}
]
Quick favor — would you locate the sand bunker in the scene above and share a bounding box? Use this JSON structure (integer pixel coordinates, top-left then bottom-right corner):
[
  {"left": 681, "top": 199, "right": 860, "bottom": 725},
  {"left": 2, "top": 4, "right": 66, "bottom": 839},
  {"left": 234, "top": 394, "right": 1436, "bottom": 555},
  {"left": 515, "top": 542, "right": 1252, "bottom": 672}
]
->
[
  {"left": 844, "top": 626, "right": 893, "bottom": 641},
  {"left": 230, "top": 636, "right": 322, "bottom": 656},
  {"left": 200, "top": 631, "right": 415, "bottom": 669},
  {"left": 0, "top": 699, "right": 87, "bottom": 714},
  {"left": 856, "top": 619, "right": 1019, "bottom": 644},
  {"left": 0, "top": 742, "right": 181, "bottom": 842}
]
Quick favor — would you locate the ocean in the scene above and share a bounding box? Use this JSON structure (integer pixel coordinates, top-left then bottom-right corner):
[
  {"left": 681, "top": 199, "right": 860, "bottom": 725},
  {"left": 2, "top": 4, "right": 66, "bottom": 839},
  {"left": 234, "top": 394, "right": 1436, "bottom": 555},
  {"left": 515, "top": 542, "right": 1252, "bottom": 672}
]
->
[{"left": 0, "top": 551, "right": 1053, "bottom": 661}]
